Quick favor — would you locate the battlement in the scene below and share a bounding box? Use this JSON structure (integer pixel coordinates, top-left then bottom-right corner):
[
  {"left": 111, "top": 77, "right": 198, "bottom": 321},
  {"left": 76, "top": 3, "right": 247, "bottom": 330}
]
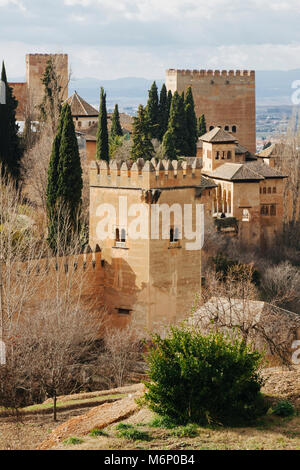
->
[
  {"left": 12, "top": 246, "right": 103, "bottom": 278},
  {"left": 89, "top": 158, "right": 203, "bottom": 190},
  {"left": 167, "top": 69, "right": 255, "bottom": 78},
  {"left": 26, "top": 53, "right": 68, "bottom": 59}
]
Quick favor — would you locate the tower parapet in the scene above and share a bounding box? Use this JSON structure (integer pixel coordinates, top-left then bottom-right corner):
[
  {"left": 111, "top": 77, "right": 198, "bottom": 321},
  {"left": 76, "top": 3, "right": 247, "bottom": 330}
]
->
[{"left": 89, "top": 159, "right": 203, "bottom": 189}]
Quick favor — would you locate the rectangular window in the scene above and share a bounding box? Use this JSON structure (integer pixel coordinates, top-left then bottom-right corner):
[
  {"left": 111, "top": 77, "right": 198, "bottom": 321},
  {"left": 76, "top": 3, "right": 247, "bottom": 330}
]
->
[{"left": 117, "top": 308, "right": 130, "bottom": 315}]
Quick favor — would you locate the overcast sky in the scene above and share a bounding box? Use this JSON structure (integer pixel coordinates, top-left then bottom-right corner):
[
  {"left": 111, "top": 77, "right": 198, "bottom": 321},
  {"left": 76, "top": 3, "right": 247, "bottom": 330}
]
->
[{"left": 1, "top": 0, "right": 300, "bottom": 80}]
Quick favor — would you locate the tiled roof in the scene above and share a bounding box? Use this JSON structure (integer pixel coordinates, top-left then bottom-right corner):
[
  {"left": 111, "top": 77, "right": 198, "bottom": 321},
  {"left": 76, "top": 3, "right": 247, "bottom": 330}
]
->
[
  {"left": 199, "top": 176, "right": 217, "bottom": 189},
  {"left": 65, "top": 92, "right": 99, "bottom": 116},
  {"left": 200, "top": 127, "right": 237, "bottom": 144},
  {"left": 205, "top": 163, "right": 264, "bottom": 181},
  {"left": 245, "top": 160, "right": 287, "bottom": 179}
]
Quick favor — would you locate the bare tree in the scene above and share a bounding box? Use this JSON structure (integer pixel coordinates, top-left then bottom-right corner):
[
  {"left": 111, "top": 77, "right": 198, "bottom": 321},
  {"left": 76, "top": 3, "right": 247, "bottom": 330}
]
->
[
  {"left": 260, "top": 261, "right": 300, "bottom": 310},
  {"left": 99, "top": 325, "right": 144, "bottom": 389},
  {"left": 190, "top": 265, "right": 300, "bottom": 366}
]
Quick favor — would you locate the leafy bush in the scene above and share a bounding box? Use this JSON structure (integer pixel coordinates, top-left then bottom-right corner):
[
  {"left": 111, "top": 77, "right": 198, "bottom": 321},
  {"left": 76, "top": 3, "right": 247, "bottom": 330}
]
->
[
  {"left": 144, "top": 326, "right": 267, "bottom": 426},
  {"left": 272, "top": 401, "right": 295, "bottom": 417}
]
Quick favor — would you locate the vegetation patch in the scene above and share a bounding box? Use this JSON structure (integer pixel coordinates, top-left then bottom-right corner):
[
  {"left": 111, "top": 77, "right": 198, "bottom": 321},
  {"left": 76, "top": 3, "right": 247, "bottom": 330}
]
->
[
  {"left": 272, "top": 401, "right": 295, "bottom": 418},
  {"left": 144, "top": 326, "right": 267, "bottom": 427},
  {"left": 116, "top": 423, "right": 151, "bottom": 441},
  {"left": 63, "top": 437, "right": 84, "bottom": 446},
  {"left": 89, "top": 428, "right": 109, "bottom": 437}
]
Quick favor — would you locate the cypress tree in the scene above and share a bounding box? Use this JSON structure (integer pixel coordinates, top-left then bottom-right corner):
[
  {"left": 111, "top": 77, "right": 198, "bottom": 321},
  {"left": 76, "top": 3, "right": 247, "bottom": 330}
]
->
[
  {"left": 96, "top": 87, "right": 109, "bottom": 161},
  {"left": 57, "top": 104, "right": 83, "bottom": 222},
  {"left": 184, "top": 87, "right": 197, "bottom": 156},
  {"left": 158, "top": 84, "right": 169, "bottom": 141},
  {"left": 167, "top": 90, "right": 172, "bottom": 116},
  {"left": 198, "top": 114, "right": 207, "bottom": 137},
  {"left": 162, "top": 129, "right": 177, "bottom": 160},
  {"left": 0, "top": 61, "right": 22, "bottom": 182},
  {"left": 146, "top": 81, "right": 160, "bottom": 140},
  {"left": 167, "top": 91, "right": 189, "bottom": 157},
  {"left": 111, "top": 104, "right": 123, "bottom": 139},
  {"left": 131, "top": 105, "right": 154, "bottom": 161},
  {"left": 46, "top": 104, "right": 82, "bottom": 252}
]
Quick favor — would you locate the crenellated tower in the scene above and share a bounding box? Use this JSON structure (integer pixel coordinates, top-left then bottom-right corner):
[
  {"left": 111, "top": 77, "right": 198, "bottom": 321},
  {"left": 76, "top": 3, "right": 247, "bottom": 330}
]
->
[
  {"left": 89, "top": 158, "right": 205, "bottom": 331},
  {"left": 166, "top": 69, "right": 256, "bottom": 153}
]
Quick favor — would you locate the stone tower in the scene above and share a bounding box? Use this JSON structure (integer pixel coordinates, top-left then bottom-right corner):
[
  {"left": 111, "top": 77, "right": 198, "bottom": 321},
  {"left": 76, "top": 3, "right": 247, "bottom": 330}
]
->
[
  {"left": 166, "top": 69, "right": 256, "bottom": 153},
  {"left": 89, "top": 159, "right": 204, "bottom": 332},
  {"left": 9, "top": 53, "right": 68, "bottom": 120}
]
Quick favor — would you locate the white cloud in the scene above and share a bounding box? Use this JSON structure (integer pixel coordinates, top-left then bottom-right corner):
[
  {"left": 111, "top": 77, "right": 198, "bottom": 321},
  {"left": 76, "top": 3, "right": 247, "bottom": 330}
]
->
[{"left": 0, "top": 0, "right": 26, "bottom": 12}]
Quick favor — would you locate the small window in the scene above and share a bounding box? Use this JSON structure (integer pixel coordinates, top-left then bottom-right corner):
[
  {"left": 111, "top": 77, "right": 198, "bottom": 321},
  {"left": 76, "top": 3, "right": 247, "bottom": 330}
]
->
[
  {"left": 216, "top": 151, "right": 220, "bottom": 160},
  {"left": 115, "top": 228, "right": 120, "bottom": 242},
  {"left": 222, "top": 152, "right": 225, "bottom": 160},
  {"left": 209, "top": 126, "right": 214, "bottom": 131},
  {"left": 225, "top": 126, "right": 230, "bottom": 131},
  {"left": 232, "top": 125, "right": 237, "bottom": 133},
  {"left": 263, "top": 188, "right": 267, "bottom": 195},
  {"left": 268, "top": 187, "right": 272, "bottom": 194},
  {"left": 242, "top": 209, "right": 250, "bottom": 222},
  {"left": 121, "top": 228, "right": 126, "bottom": 242},
  {"left": 227, "top": 151, "right": 232, "bottom": 160},
  {"left": 78, "top": 121, "right": 82, "bottom": 128},
  {"left": 118, "top": 308, "right": 130, "bottom": 315},
  {"left": 273, "top": 187, "right": 277, "bottom": 194}
]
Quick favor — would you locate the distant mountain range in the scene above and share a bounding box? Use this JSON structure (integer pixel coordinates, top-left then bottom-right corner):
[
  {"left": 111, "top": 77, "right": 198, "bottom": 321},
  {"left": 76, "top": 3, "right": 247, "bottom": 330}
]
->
[{"left": 11, "top": 70, "right": 300, "bottom": 112}]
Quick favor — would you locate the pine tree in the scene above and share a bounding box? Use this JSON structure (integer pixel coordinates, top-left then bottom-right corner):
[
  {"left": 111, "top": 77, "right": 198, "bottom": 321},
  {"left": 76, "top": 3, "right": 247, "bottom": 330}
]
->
[
  {"left": 167, "top": 91, "right": 189, "bottom": 157},
  {"left": 0, "top": 61, "right": 22, "bottom": 182},
  {"left": 158, "top": 84, "right": 169, "bottom": 141},
  {"left": 46, "top": 104, "right": 82, "bottom": 252},
  {"left": 96, "top": 87, "right": 109, "bottom": 161},
  {"left": 184, "top": 87, "right": 198, "bottom": 156},
  {"left": 111, "top": 104, "right": 123, "bottom": 139},
  {"left": 146, "top": 81, "right": 160, "bottom": 140},
  {"left": 162, "top": 129, "right": 177, "bottom": 160},
  {"left": 131, "top": 105, "right": 154, "bottom": 161},
  {"left": 198, "top": 114, "right": 207, "bottom": 137}
]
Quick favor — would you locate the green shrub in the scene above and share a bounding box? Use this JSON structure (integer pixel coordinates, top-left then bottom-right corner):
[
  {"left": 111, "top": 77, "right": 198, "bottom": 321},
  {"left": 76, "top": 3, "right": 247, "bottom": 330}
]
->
[
  {"left": 144, "top": 326, "right": 267, "bottom": 426},
  {"left": 116, "top": 425, "right": 151, "bottom": 441},
  {"left": 272, "top": 401, "right": 295, "bottom": 417},
  {"left": 63, "top": 437, "right": 83, "bottom": 445},
  {"left": 116, "top": 423, "right": 133, "bottom": 431},
  {"left": 89, "top": 428, "right": 108, "bottom": 437},
  {"left": 171, "top": 424, "right": 199, "bottom": 438},
  {"left": 150, "top": 415, "right": 178, "bottom": 429}
]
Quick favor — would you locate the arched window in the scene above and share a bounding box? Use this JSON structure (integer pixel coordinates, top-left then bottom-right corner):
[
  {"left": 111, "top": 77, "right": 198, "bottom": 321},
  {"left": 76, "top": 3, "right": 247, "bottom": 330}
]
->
[
  {"left": 209, "top": 126, "right": 214, "bottom": 131},
  {"left": 232, "top": 125, "right": 237, "bottom": 133},
  {"left": 115, "top": 228, "right": 120, "bottom": 242},
  {"left": 225, "top": 126, "right": 230, "bottom": 131},
  {"left": 263, "top": 187, "right": 267, "bottom": 194}
]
